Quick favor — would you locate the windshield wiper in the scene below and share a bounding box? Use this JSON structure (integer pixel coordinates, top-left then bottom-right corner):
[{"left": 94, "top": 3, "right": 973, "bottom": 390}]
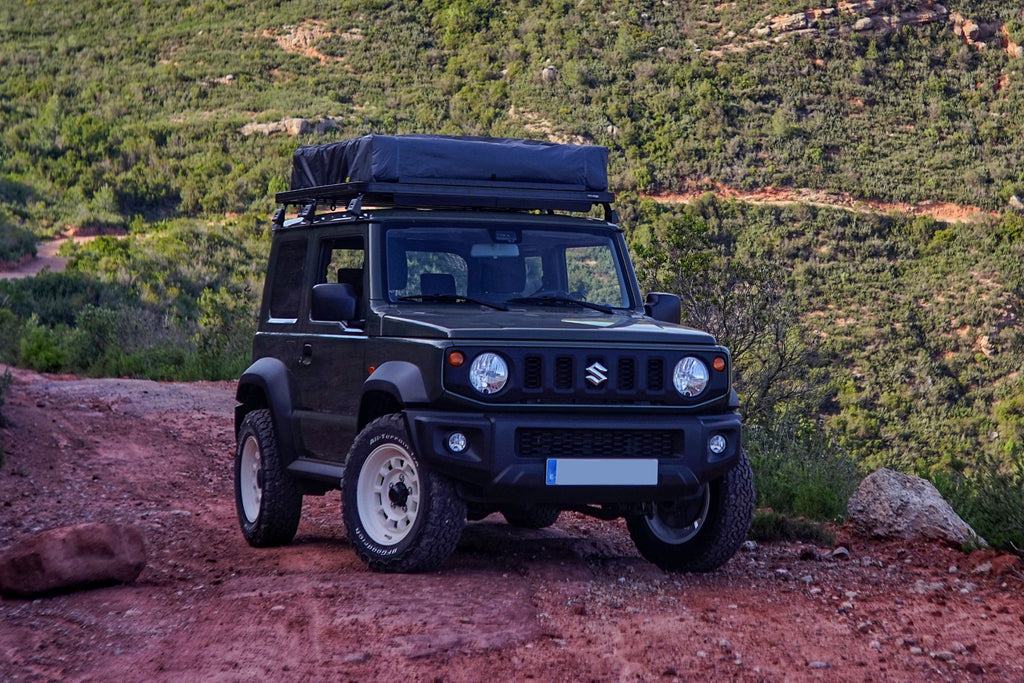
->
[
  {"left": 506, "top": 296, "right": 615, "bottom": 314},
  {"left": 398, "top": 294, "right": 509, "bottom": 311}
]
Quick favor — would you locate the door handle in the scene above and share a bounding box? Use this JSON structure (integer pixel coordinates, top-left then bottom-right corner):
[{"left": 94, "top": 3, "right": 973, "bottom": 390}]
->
[{"left": 299, "top": 343, "right": 313, "bottom": 366}]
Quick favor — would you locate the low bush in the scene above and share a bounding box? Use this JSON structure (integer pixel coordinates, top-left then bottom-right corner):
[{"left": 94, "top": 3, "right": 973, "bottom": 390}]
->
[
  {"left": 935, "top": 453, "right": 1024, "bottom": 551},
  {"left": 749, "top": 510, "right": 835, "bottom": 546},
  {"left": 746, "top": 411, "right": 862, "bottom": 522}
]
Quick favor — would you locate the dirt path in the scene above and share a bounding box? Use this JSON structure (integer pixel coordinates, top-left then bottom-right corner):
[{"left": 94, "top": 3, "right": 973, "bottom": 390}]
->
[
  {"left": 0, "top": 234, "right": 109, "bottom": 281},
  {"left": 0, "top": 240, "right": 69, "bottom": 281},
  {"left": 647, "top": 183, "right": 999, "bottom": 223},
  {"left": 1, "top": 367, "right": 1022, "bottom": 681},
  {"left": 0, "top": 185, "right": 996, "bottom": 284}
]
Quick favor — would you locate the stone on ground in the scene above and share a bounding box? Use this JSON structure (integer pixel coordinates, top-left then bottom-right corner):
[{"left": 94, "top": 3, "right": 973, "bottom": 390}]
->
[
  {"left": 0, "top": 522, "right": 146, "bottom": 597},
  {"left": 846, "top": 468, "right": 985, "bottom": 547}
]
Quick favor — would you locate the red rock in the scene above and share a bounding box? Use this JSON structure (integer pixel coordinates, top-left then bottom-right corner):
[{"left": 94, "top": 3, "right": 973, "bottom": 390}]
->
[{"left": 0, "top": 522, "right": 146, "bottom": 597}]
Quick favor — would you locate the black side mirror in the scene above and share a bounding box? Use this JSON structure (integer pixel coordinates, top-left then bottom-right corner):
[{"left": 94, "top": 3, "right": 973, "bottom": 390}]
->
[
  {"left": 312, "top": 283, "right": 357, "bottom": 322},
  {"left": 644, "top": 292, "right": 681, "bottom": 325}
]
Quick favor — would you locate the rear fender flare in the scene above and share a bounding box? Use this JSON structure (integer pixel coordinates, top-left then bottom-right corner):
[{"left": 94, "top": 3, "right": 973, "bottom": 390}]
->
[{"left": 235, "top": 357, "right": 299, "bottom": 465}]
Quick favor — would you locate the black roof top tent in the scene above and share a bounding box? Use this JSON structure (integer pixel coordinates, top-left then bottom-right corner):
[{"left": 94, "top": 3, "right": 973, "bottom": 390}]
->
[{"left": 274, "top": 135, "right": 617, "bottom": 223}]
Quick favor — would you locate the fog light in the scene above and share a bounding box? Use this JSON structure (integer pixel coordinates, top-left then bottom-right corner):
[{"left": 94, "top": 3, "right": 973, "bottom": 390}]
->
[
  {"left": 447, "top": 432, "right": 468, "bottom": 453},
  {"left": 709, "top": 434, "right": 727, "bottom": 455}
]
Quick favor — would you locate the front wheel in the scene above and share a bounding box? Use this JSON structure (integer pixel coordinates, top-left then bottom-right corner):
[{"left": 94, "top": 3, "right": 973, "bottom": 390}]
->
[
  {"left": 626, "top": 451, "right": 754, "bottom": 573},
  {"left": 342, "top": 414, "right": 466, "bottom": 572}
]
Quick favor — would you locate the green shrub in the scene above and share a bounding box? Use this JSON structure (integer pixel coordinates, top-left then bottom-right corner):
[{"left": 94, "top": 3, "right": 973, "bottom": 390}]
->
[
  {"left": 749, "top": 510, "right": 834, "bottom": 546},
  {"left": 747, "top": 411, "right": 862, "bottom": 522},
  {"left": 936, "top": 452, "right": 1024, "bottom": 550},
  {"left": 0, "top": 219, "right": 36, "bottom": 263},
  {"left": 18, "top": 316, "right": 68, "bottom": 372},
  {"left": 0, "top": 308, "right": 22, "bottom": 364}
]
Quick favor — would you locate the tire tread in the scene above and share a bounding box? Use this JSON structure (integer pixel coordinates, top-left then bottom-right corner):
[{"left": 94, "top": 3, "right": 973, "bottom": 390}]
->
[{"left": 235, "top": 409, "right": 303, "bottom": 547}]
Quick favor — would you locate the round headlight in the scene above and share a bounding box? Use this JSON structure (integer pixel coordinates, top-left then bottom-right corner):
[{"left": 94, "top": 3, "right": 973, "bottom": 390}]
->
[
  {"left": 469, "top": 352, "right": 508, "bottom": 395},
  {"left": 673, "top": 357, "right": 709, "bottom": 397}
]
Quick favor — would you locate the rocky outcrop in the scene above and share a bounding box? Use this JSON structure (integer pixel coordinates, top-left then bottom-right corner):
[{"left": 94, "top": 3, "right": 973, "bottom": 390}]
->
[
  {"left": 846, "top": 469, "right": 985, "bottom": 547},
  {"left": 0, "top": 523, "right": 146, "bottom": 597},
  {"left": 747, "top": 2, "right": 1018, "bottom": 57},
  {"left": 240, "top": 116, "right": 346, "bottom": 136}
]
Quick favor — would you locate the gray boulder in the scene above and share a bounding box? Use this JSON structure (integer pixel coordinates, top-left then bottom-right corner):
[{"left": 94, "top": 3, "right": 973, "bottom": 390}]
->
[
  {"left": 0, "top": 522, "right": 146, "bottom": 598},
  {"left": 846, "top": 468, "right": 985, "bottom": 547}
]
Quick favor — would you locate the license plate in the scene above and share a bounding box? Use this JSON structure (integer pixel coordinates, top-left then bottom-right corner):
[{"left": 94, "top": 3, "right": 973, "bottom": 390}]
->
[{"left": 545, "top": 458, "right": 658, "bottom": 486}]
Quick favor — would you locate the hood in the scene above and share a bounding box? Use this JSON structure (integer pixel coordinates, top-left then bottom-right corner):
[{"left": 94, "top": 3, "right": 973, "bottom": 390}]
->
[{"left": 378, "top": 308, "right": 718, "bottom": 345}]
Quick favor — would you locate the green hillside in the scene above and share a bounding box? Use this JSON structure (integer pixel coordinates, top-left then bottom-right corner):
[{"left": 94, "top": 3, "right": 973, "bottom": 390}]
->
[{"left": 1, "top": 0, "right": 1022, "bottom": 545}]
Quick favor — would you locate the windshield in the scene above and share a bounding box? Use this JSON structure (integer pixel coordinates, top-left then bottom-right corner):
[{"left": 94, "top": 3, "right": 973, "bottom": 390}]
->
[{"left": 384, "top": 224, "right": 632, "bottom": 309}]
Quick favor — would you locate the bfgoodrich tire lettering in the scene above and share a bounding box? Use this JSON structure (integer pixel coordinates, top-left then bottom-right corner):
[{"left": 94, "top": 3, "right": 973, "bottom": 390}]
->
[
  {"left": 234, "top": 409, "right": 303, "bottom": 547},
  {"left": 342, "top": 413, "right": 466, "bottom": 572},
  {"left": 626, "top": 450, "right": 754, "bottom": 573}
]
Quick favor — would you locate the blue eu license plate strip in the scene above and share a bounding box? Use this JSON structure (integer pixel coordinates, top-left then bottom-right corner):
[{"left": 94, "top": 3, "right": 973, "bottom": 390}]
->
[{"left": 545, "top": 459, "right": 658, "bottom": 486}]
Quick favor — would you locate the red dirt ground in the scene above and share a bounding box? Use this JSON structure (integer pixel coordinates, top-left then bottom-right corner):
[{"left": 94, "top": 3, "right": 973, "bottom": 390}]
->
[{"left": 1, "top": 367, "right": 1022, "bottom": 682}]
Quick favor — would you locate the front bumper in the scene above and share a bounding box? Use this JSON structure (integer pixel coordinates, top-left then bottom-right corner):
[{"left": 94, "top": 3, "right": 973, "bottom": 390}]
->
[{"left": 404, "top": 409, "right": 742, "bottom": 505}]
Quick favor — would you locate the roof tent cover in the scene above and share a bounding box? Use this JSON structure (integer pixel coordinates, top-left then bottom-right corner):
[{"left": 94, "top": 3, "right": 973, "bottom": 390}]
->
[{"left": 289, "top": 135, "right": 609, "bottom": 192}]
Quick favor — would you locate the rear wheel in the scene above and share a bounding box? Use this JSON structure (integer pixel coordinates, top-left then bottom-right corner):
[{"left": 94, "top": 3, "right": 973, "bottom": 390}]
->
[
  {"left": 234, "top": 409, "right": 302, "bottom": 547},
  {"left": 343, "top": 414, "right": 466, "bottom": 572},
  {"left": 626, "top": 451, "right": 754, "bottom": 573}
]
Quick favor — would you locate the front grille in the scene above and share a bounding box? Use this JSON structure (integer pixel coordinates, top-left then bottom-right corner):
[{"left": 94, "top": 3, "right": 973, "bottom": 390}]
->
[
  {"left": 524, "top": 355, "right": 543, "bottom": 389},
  {"left": 445, "top": 347, "right": 728, "bottom": 407},
  {"left": 555, "top": 357, "right": 574, "bottom": 389},
  {"left": 618, "top": 357, "right": 635, "bottom": 390},
  {"left": 517, "top": 428, "right": 677, "bottom": 459},
  {"left": 647, "top": 358, "right": 664, "bottom": 391}
]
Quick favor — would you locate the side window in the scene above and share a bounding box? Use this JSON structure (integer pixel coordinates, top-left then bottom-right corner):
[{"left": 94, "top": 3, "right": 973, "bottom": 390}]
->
[
  {"left": 321, "top": 243, "right": 365, "bottom": 286},
  {"left": 313, "top": 235, "right": 365, "bottom": 323},
  {"left": 268, "top": 239, "right": 307, "bottom": 320}
]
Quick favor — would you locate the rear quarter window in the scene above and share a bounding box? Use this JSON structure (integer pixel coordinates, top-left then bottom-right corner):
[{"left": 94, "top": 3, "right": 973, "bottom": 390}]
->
[{"left": 268, "top": 238, "right": 307, "bottom": 320}]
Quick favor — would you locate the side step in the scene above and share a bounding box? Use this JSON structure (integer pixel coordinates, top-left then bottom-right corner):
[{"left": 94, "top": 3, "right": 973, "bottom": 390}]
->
[{"left": 287, "top": 459, "right": 345, "bottom": 485}]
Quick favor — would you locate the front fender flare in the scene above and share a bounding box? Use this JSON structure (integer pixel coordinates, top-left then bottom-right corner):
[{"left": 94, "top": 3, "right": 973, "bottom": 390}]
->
[{"left": 362, "top": 360, "right": 430, "bottom": 405}]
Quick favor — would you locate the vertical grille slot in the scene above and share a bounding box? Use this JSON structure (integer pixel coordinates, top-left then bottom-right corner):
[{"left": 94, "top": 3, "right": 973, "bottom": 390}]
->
[
  {"left": 617, "top": 357, "right": 635, "bottom": 390},
  {"left": 555, "top": 356, "right": 574, "bottom": 389},
  {"left": 648, "top": 358, "right": 664, "bottom": 391},
  {"left": 524, "top": 356, "right": 543, "bottom": 389}
]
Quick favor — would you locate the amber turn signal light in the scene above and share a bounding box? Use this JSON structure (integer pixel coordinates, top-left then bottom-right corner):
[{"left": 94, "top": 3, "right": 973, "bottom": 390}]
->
[
  {"left": 448, "top": 351, "right": 465, "bottom": 367},
  {"left": 713, "top": 357, "right": 726, "bottom": 372}
]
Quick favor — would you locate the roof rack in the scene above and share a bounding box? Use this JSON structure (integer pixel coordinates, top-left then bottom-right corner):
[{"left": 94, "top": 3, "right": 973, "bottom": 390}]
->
[{"left": 275, "top": 180, "right": 616, "bottom": 220}]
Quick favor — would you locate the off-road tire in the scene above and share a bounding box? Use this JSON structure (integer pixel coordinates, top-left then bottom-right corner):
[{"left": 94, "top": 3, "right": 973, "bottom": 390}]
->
[
  {"left": 626, "top": 451, "right": 754, "bottom": 573},
  {"left": 235, "top": 409, "right": 303, "bottom": 547},
  {"left": 501, "top": 504, "right": 561, "bottom": 529},
  {"left": 342, "top": 413, "right": 466, "bottom": 573}
]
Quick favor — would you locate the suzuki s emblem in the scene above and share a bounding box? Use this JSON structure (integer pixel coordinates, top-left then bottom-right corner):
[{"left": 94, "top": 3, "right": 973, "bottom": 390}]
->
[{"left": 586, "top": 361, "right": 608, "bottom": 387}]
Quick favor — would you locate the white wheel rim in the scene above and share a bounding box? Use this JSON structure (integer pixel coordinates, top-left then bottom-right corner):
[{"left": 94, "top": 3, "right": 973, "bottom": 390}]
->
[
  {"left": 240, "top": 435, "right": 263, "bottom": 523},
  {"left": 356, "top": 443, "right": 421, "bottom": 546},
  {"left": 646, "top": 486, "right": 711, "bottom": 545}
]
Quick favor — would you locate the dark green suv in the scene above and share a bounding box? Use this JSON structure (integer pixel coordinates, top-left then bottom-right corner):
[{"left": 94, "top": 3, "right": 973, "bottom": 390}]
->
[{"left": 234, "top": 135, "right": 753, "bottom": 573}]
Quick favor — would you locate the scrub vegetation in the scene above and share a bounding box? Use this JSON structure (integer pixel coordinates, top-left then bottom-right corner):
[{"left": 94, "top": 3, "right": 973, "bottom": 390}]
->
[{"left": 1, "top": 0, "right": 1022, "bottom": 547}]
